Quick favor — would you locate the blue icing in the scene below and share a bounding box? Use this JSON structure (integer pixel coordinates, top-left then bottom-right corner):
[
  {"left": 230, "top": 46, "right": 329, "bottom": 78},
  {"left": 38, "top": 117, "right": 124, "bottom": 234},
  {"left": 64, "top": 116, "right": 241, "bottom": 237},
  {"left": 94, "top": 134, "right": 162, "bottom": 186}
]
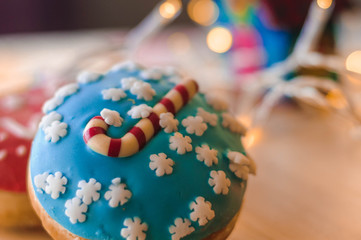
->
[{"left": 30, "top": 67, "right": 248, "bottom": 240}]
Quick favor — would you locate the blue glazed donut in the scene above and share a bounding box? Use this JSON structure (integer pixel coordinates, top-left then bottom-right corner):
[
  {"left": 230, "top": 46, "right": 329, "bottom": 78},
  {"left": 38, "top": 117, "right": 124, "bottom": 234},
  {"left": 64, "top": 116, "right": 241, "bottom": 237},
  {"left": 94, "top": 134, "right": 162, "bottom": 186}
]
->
[{"left": 29, "top": 61, "right": 256, "bottom": 240}]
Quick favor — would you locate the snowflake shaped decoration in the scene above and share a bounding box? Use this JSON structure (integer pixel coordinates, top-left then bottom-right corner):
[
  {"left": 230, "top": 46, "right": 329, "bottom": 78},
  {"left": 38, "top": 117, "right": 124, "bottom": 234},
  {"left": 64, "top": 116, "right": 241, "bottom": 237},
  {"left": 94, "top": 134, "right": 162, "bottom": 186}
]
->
[
  {"left": 127, "top": 104, "right": 153, "bottom": 119},
  {"left": 44, "top": 121, "right": 68, "bottom": 143},
  {"left": 228, "top": 151, "right": 256, "bottom": 180},
  {"left": 120, "top": 217, "right": 148, "bottom": 240},
  {"left": 54, "top": 83, "right": 79, "bottom": 98},
  {"left": 208, "top": 170, "right": 231, "bottom": 195},
  {"left": 102, "top": 88, "right": 127, "bottom": 101},
  {"left": 65, "top": 197, "right": 88, "bottom": 224},
  {"left": 76, "top": 178, "right": 102, "bottom": 205},
  {"left": 189, "top": 196, "right": 215, "bottom": 226},
  {"left": 100, "top": 108, "right": 124, "bottom": 127},
  {"left": 222, "top": 113, "right": 247, "bottom": 135},
  {"left": 130, "top": 81, "right": 156, "bottom": 101},
  {"left": 77, "top": 71, "right": 102, "bottom": 84},
  {"left": 197, "top": 108, "right": 218, "bottom": 127},
  {"left": 42, "top": 97, "right": 64, "bottom": 113},
  {"left": 111, "top": 60, "right": 141, "bottom": 72},
  {"left": 205, "top": 94, "right": 229, "bottom": 111},
  {"left": 39, "top": 111, "right": 62, "bottom": 131},
  {"left": 104, "top": 178, "right": 132, "bottom": 207},
  {"left": 140, "top": 67, "right": 163, "bottom": 80},
  {"left": 34, "top": 172, "right": 49, "bottom": 193},
  {"left": 45, "top": 172, "right": 67, "bottom": 199},
  {"left": 182, "top": 116, "right": 207, "bottom": 136},
  {"left": 121, "top": 77, "right": 140, "bottom": 90},
  {"left": 169, "top": 132, "right": 192, "bottom": 154},
  {"left": 159, "top": 112, "right": 179, "bottom": 133},
  {"left": 169, "top": 218, "right": 195, "bottom": 240},
  {"left": 149, "top": 153, "right": 175, "bottom": 177},
  {"left": 195, "top": 144, "right": 218, "bottom": 167}
]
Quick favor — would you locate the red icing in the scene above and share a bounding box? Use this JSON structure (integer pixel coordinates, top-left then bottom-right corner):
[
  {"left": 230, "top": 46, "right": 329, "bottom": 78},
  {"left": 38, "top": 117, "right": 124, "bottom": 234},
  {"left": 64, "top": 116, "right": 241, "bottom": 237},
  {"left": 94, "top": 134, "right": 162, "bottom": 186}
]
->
[{"left": 0, "top": 88, "right": 47, "bottom": 192}]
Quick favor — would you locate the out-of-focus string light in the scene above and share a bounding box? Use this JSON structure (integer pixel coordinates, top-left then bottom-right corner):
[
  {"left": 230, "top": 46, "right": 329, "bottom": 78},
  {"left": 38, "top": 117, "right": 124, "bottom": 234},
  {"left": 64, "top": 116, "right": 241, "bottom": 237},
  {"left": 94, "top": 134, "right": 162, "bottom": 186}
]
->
[
  {"left": 242, "top": 127, "right": 263, "bottom": 149},
  {"left": 317, "top": 0, "right": 333, "bottom": 9},
  {"left": 167, "top": 32, "right": 191, "bottom": 55},
  {"left": 207, "top": 27, "right": 233, "bottom": 53},
  {"left": 159, "top": 0, "right": 182, "bottom": 19},
  {"left": 346, "top": 50, "right": 361, "bottom": 75},
  {"left": 187, "top": 0, "right": 219, "bottom": 26}
]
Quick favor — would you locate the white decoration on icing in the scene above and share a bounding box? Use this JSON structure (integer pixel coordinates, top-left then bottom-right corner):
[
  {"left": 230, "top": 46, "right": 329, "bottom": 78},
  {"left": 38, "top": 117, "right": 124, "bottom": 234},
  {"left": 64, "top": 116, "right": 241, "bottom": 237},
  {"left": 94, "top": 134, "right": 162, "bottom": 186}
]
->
[
  {"left": 189, "top": 196, "right": 215, "bottom": 226},
  {"left": 228, "top": 151, "right": 256, "bottom": 180},
  {"left": 111, "top": 60, "right": 140, "bottom": 72},
  {"left": 102, "top": 88, "right": 127, "bottom": 101},
  {"left": 127, "top": 104, "right": 153, "bottom": 119},
  {"left": 76, "top": 178, "right": 102, "bottom": 205},
  {"left": 120, "top": 217, "right": 148, "bottom": 240},
  {"left": 205, "top": 94, "right": 228, "bottom": 111},
  {"left": 42, "top": 97, "right": 64, "bottom": 113},
  {"left": 104, "top": 178, "right": 132, "bottom": 208},
  {"left": 15, "top": 145, "right": 27, "bottom": 157},
  {"left": 140, "top": 67, "right": 163, "bottom": 80},
  {"left": 130, "top": 81, "right": 156, "bottom": 101},
  {"left": 121, "top": 77, "right": 140, "bottom": 90},
  {"left": 169, "top": 218, "right": 195, "bottom": 240},
  {"left": 168, "top": 76, "right": 183, "bottom": 84},
  {"left": 0, "top": 132, "right": 8, "bottom": 142},
  {"left": 169, "top": 132, "right": 192, "bottom": 155},
  {"left": 0, "top": 150, "right": 7, "bottom": 161},
  {"left": 100, "top": 108, "right": 124, "bottom": 127},
  {"left": 1, "top": 95, "right": 24, "bottom": 111},
  {"left": 208, "top": 170, "right": 231, "bottom": 195},
  {"left": 44, "top": 121, "right": 68, "bottom": 143},
  {"left": 65, "top": 197, "right": 88, "bottom": 224},
  {"left": 77, "top": 71, "right": 101, "bottom": 84},
  {"left": 34, "top": 172, "right": 49, "bottom": 193},
  {"left": 195, "top": 144, "right": 218, "bottom": 167},
  {"left": 159, "top": 112, "right": 179, "bottom": 133},
  {"left": 149, "top": 153, "right": 175, "bottom": 177},
  {"left": 39, "top": 111, "right": 62, "bottom": 131},
  {"left": 222, "top": 113, "right": 247, "bottom": 134},
  {"left": 45, "top": 172, "right": 67, "bottom": 199},
  {"left": 182, "top": 116, "right": 207, "bottom": 136},
  {"left": 55, "top": 83, "right": 79, "bottom": 98},
  {"left": 197, "top": 108, "right": 218, "bottom": 126}
]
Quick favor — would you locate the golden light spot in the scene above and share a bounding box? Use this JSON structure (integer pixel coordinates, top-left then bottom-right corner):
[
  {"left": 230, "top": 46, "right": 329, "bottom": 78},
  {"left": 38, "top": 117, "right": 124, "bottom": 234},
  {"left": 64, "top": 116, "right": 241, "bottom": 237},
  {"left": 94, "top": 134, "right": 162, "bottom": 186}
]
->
[
  {"left": 187, "top": 0, "right": 219, "bottom": 26},
  {"left": 159, "top": 0, "right": 182, "bottom": 19},
  {"left": 207, "top": 27, "right": 233, "bottom": 53},
  {"left": 242, "top": 127, "right": 262, "bottom": 149},
  {"left": 167, "top": 32, "right": 191, "bottom": 55},
  {"left": 346, "top": 50, "right": 361, "bottom": 75},
  {"left": 317, "top": 0, "right": 333, "bottom": 9},
  {"left": 326, "top": 89, "right": 347, "bottom": 109}
]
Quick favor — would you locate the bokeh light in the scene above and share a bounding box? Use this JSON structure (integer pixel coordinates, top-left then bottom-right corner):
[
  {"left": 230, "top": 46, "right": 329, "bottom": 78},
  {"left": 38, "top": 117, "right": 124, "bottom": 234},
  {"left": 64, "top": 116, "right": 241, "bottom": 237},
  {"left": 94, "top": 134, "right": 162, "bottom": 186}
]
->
[
  {"left": 159, "top": 0, "right": 182, "bottom": 19},
  {"left": 167, "top": 32, "right": 191, "bottom": 55},
  {"left": 207, "top": 27, "right": 233, "bottom": 53},
  {"left": 346, "top": 50, "right": 361, "bottom": 75},
  {"left": 187, "top": 0, "right": 219, "bottom": 26},
  {"left": 317, "top": 0, "right": 333, "bottom": 9}
]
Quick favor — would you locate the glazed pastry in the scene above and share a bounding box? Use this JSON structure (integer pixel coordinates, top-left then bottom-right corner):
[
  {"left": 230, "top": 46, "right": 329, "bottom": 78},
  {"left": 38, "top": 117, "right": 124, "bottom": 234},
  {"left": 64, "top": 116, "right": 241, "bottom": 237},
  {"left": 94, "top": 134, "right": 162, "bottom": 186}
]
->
[
  {"left": 28, "top": 61, "right": 256, "bottom": 239},
  {"left": 0, "top": 88, "right": 47, "bottom": 228}
]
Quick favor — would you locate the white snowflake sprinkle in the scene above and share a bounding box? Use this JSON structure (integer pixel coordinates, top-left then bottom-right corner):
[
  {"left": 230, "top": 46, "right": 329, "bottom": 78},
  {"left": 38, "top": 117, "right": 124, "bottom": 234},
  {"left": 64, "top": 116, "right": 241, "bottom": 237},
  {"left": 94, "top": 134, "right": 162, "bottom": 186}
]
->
[
  {"left": 169, "top": 132, "right": 192, "bottom": 154},
  {"left": 159, "top": 112, "right": 179, "bottom": 133},
  {"left": 77, "top": 71, "right": 102, "bottom": 84},
  {"left": 39, "top": 111, "right": 62, "bottom": 130},
  {"left": 222, "top": 113, "right": 247, "bottom": 134},
  {"left": 55, "top": 83, "right": 79, "bottom": 99},
  {"left": 65, "top": 197, "right": 88, "bottom": 224},
  {"left": 182, "top": 116, "right": 207, "bottom": 136},
  {"left": 120, "top": 217, "right": 148, "bottom": 240},
  {"left": 127, "top": 104, "right": 153, "bottom": 119},
  {"left": 34, "top": 172, "right": 49, "bottom": 193},
  {"left": 111, "top": 61, "right": 141, "bottom": 72},
  {"left": 149, "top": 153, "right": 174, "bottom": 177},
  {"left": 42, "top": 97, "right": 64, "bottom": 113},
  {"left": 228, "top": 151, "right": 256, "bottom": 180},
  {"left": 0, "top": 150, "right": 7, "bottom": 161},
  {"left": 140, "top": 67, "right": 163, "bottom": 80},
  {"left": 76, "top": 178, "right": 101, "bottom": 205},
  {"left": 100, "top": 108, "right": 123, "bottom": 127},
  {"left": 16, "top": 145, "right": 27, "bottom": 156},
  {"left": 169, "top": 218, "right": 195, "bottom": 240},
  {"left": 189, "top": 196, "right": 215, "bottom": 226},
  {"left": 130, "top": 81, "right": 156, "bottom": 101},
  {"left": 45, "top": 172, "right": 67, "bottom": 199},
  {"left": 208, "top": 170, "right": 231, "bottom": 195},
  {"left": 195, "top": 144, "right": 218, "bottom": 167},
  {"left": 104, "top": 178, "right": 132, "bottom": 208},
  {"left": 205, "top": 94, "right": 228, "bottom": 111},
  {"left": 102, "top": 88, "right": 127, "bottom": 101},
  {"left": 197, "top": 108, "right": 218, "bottom": 126},
  {"left": 121, "top": 77, "right": 140, "bottom": 90},
  {"left": 44, "top": 121, "right": 68, "bottom": 143}
]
